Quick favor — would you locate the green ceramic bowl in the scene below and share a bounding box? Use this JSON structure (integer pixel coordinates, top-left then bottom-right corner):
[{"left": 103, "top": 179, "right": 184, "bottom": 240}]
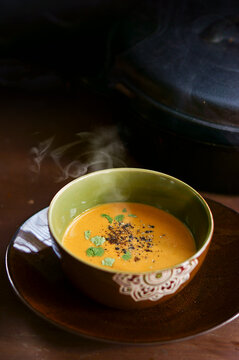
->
[{"left": 48, "top": 168, "right": 214, "bottom": 309}]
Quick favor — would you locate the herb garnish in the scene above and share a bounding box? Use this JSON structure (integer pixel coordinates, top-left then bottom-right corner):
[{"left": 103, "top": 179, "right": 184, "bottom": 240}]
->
[
  {"left": 101, "top": 214, "right": 113, "bottom": 224},
  {"left": 122, "top": 250, "right": 131, "bottom": 261},
  {"left": 91, "top": 236, "right": 105, "bottom": 246},
  {"left": 84, "top": 230, "right": 91, "bottom": 240},
  {"left": 114, "top": 214, "right": 124, "bottom": 222},
  {"left": 128, "top": 214, "right": 137, "bottom": 217},
  {"left": 122, "top": 208, "right": 127, "bottom": 212},
  {"left": 86, "top": 247, "right": 104, "bottom": 257},
  {"left": 102, "top": 257, "right": 115, "bottom": 267}
]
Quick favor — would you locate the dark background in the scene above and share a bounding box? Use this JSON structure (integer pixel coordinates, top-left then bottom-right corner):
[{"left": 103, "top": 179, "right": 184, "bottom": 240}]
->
[{"left": 0, "top": 1, "right": 238, "bottom": 359}]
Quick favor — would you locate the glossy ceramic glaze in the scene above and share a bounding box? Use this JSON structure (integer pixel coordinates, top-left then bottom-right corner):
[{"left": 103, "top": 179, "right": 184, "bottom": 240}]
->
[
  {"left": 48, "top": 168, "right": 214, "bottom": 309},
  {"left": 6, "top": 200, "right": 239, "bottom": 343}
]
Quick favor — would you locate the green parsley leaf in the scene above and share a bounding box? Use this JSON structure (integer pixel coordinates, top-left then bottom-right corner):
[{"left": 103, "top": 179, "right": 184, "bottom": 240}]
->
[
  {"left": 156, "top": 273, "right": 162, "bottom": 278},
  {"left": 84, "top": 230, "right": 91, "bottom": 240},
  {"left": 91, "top": 235, "right": 106, "bottom": 246},
  {"left": 102, "top": 257, "right": 115, "bottom": 267},
  {"left": 101, "top": 213, "right": 113, "bottom": 224},
  {"left": 114, "top": 214, "right": 124, "bottom": 222},
  {"left": 122, "top": 251, "right": 131, "bottom": 261},
  {"left": 122, "top": 208, "right": 127, "bottom": 212},
  {"left": 86, "top": 247, "right": 104, "bottom": 257},
  {"left": 128, "top": 214, "right": 137, "bottom": 217}
]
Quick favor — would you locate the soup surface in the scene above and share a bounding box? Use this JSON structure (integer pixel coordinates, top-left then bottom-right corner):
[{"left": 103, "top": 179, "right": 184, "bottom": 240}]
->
[{"left": 62, "top": 202, "right": 196, "bottom": 272}]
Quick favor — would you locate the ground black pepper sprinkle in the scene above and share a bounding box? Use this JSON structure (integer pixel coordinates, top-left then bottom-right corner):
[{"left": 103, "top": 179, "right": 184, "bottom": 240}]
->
[{"left": 103, "top": 218, "right": 157, "bottom": 262}]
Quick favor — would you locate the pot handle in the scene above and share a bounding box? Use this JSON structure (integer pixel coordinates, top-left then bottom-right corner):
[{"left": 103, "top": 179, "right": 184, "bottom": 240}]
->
[{"left": 200, "top": 15, "right": 239, "bottom": 44}]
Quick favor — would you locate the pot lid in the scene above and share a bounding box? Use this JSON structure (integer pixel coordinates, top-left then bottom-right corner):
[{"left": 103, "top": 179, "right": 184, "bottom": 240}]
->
[{"left": 109, "top": 0, "right": 239, "bottom": 144}]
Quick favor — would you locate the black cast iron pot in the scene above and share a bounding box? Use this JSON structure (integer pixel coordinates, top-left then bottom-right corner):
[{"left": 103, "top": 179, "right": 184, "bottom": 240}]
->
[{"left": 108, "top": 0, "right": 239, "bottom": 194}]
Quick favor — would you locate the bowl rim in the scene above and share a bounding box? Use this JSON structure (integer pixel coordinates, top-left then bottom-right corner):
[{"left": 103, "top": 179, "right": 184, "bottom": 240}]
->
[{"left": 48, "top": 167, "right": 214, "bottom": 275}]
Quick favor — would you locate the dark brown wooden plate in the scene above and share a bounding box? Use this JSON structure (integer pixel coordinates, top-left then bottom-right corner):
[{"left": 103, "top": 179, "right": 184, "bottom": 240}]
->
[{"left": 5, "top": 200, "right": 239, "bottom": 344}]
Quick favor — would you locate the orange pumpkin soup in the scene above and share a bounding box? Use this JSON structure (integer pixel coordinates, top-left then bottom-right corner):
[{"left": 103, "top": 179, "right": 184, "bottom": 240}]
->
[{"left": 62, "top": 202, "right": 196, "bottom": 272}]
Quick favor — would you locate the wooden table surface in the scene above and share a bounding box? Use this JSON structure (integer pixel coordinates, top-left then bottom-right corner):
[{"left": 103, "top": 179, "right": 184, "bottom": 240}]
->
[{"left": 0, "top": 89, "right": 238, "bottom": 360}]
